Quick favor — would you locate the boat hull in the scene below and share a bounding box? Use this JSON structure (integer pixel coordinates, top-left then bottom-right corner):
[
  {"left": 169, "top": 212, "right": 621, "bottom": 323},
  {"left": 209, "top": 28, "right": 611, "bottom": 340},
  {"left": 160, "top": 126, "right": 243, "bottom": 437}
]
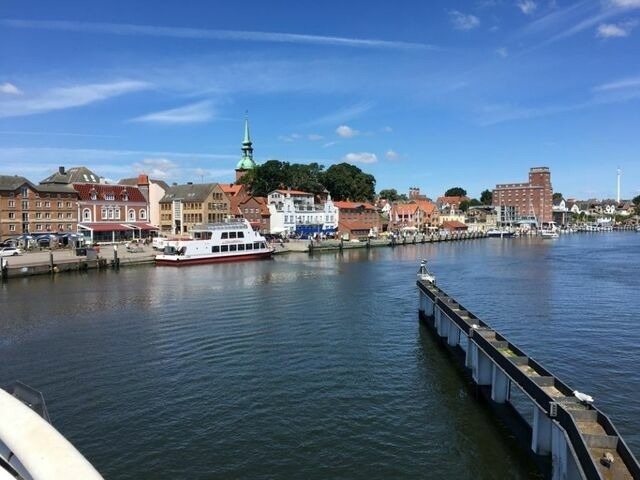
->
[{"left": 155, "top": 250, "right": 273, "bottom": 266}]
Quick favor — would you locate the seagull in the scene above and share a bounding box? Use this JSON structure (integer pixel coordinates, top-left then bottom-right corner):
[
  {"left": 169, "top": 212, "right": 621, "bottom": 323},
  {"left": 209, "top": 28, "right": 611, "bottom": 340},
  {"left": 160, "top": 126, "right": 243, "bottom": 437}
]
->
[{"left": 573, "top": 390, "right": 594, "bottom": 404}]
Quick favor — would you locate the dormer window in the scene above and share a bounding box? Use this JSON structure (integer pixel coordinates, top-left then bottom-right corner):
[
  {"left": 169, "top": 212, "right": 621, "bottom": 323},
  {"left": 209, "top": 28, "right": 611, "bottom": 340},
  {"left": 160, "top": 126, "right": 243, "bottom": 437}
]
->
[
  {"left": 105, "top": 193, "right": 115, "bottom": 201},
  {"left": 121, "top": 189, "right": 128, "bottom": 201},
  {"left": 90, "top": 188, "right": 97, "bottom": 201}
]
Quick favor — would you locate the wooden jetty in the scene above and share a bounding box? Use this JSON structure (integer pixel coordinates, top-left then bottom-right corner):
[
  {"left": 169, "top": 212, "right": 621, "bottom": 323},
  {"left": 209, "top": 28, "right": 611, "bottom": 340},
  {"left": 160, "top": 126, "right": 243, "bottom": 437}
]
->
[{"left": 417, "top": 278, "right": 640, "bottom": 480}]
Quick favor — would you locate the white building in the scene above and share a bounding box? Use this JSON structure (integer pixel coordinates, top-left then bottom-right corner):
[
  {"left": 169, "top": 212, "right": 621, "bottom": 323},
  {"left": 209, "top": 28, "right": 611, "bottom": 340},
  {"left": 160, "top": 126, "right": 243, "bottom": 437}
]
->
[{"left": 267, "top": 189, "right": 338, "bottom": 235}]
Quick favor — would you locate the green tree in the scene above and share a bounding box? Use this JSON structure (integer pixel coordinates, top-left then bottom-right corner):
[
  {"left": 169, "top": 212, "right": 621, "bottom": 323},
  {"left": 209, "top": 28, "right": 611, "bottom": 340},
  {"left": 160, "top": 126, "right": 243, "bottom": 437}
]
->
[
  {"left": 633, "top": 195, "right": 640, "bottom": 215},
  {"left": 553, "top": 192, "right": 563, "bottom": 202},
  {"left": 239, "top": 159, "right": 290, "bottom": 196},
  {"left": 379, "top": 189, "right": 400, "bottom": 202},
  {"left": 445, "top": 187, "right": 467, "bottom": 197},
  {"left": 459, "top": 199, "right": 470, "bottom": 212},
  {"left": 320, "top": 163, "right": 376, "bottom": 202},
  {"left": 480, "top": 189, "right": 493, "bottom": 205},
  {"left": 469, "top": 198, "right": 482, "bottom": 207}
]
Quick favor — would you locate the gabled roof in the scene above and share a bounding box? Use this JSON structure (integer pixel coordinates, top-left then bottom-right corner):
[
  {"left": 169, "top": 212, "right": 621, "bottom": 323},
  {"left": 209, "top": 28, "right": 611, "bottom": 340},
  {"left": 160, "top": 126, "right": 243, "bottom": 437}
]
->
[
  {"left": 0, "top": 175, "right": 34, "bottom": 191},
  {"left": 220, "top": 184, "right": 245, "bottom": 196},
  {"left": 441, "top": 220, "right": 468, "bottom": 230},
  {"left": 414, "top": 200, "right": 437, "bottom": 214},
  {"left": 119, "top": 177, "right": 170, "bottom": 191},
  {"left": 41, "top": 166, "right": 101, "bottom": 184},
  {"left": 334, "top": 200, "right": 377, "bottom": 210},
  {"left": 160, "top": 183, "right": 218, "bottom": 203},
  {"left": 436, "top": 195, "right": 468, "bottom": 205},
  {"left": 392, "top": 203, "right": 419, "bottom": 215},
  {"left": 74, "top": 183, "right": 147, "bottom": 202},
  {"left": 338, "top": 220, "right": 373, "bottom": 231},
  {"left": 271, "top": 189, "right": 312, "bottom": 196},
  {"left": 239, "top": 196, "right": 270, "bottom": 215}
]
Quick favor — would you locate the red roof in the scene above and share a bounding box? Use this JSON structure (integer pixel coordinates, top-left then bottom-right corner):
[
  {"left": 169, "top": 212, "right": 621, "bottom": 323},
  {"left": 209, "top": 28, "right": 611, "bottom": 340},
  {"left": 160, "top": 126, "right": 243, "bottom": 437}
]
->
[
  {"left": 73, "top": 183, "right": 147, "bottom": 202},
  {"left": 220, "top": 184, "right": 244, "bottom": 196},
  {"left": 79, "top": 223, "right": 130, "bottom": 232},
  {"left": 338, "top": 220, "right": 373, "bottom": 231},
  {"left": 441, "top": 220, "right": 468, "bottom": 230},
  {"left": 334, "top": 201, "right": 377, "bottom": 210},
  {"left": 274, "top": 189, "right": 312, "bottom": 196}
]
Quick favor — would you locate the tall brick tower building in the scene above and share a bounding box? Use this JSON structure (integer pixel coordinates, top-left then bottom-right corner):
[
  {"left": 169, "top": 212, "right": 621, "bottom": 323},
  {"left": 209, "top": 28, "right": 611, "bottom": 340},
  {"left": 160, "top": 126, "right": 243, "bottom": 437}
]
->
[{"left": 493, "top": 167, "right": 553, "bottom": 225}]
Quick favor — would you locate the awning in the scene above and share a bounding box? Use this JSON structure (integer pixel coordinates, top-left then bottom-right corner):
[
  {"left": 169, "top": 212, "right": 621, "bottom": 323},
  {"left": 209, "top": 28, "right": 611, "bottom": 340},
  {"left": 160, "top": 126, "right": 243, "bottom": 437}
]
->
[
  {"left": 78, "top": 223, "right": 131, "bottom": 232},
  {"left": 123, "top": 223, "right": 159, "bottom": 231}
]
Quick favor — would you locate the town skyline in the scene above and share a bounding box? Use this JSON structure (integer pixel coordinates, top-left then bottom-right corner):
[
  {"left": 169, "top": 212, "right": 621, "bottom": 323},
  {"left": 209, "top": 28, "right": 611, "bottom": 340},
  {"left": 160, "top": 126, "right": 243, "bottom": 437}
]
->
[{"left": 1, "top": 0, "right": 639, "bottom": 200}]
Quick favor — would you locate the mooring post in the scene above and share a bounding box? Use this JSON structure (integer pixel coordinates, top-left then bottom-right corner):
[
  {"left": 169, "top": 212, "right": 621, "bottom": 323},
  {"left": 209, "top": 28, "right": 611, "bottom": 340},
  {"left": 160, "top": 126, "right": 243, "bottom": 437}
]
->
[
  {"left": 113, "top": 244, "right": 120, "bottom": 269},
  {"left": 0, "top": 257, "right": 7, "bottom": 282}
]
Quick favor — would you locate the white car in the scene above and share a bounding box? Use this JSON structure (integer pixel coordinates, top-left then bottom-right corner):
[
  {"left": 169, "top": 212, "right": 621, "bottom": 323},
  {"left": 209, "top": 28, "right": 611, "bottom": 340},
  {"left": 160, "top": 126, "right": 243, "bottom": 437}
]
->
[{"left": 0, "top": 247, "right": 23, "bottom": 257}]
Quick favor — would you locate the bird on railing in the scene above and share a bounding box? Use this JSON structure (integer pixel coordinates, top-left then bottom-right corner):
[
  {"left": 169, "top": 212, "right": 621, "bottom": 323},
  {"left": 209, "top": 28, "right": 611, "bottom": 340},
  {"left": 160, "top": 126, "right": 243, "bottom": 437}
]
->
[{"left": 573, "top": 390, "right": 594, "bottom": 404}]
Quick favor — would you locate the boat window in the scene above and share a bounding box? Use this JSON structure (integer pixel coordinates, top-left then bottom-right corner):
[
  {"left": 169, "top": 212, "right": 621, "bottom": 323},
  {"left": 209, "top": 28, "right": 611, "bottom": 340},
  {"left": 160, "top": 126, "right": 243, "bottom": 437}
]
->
[
  {"left": 221, "top": 232, "right": 228, "bottom": 239},
  {"left": 229, "top": 232, "right": 237, "bottom": 239},
  {"left": 203, "top": 232, "right": 212, "bottom": 240},
  {"left": 238, "top": 232, "right": 244, "bottom": 238},
  {"left": 221, "top": 245, "right": 228, "bottom": 252},
  {"left": 246, "top": 243, "right": 252, "bottom": 250},
  {"left": 229, "top": 244, "right": 237, "bottom": 251},
  {"left": 163, "top": 246, "right": 176, "bottom": 255},
  {"left": 260, "top": 242, "right": 266, "bottom": 249},
  {"left": 238, "top": 244, "right": 245, "bottom": 251},
  {"left": 253, "top": 242, "right": 260, "bottom": 249},
  {"left": 212, "top": 246, "right": 220, "bottom": 253}
]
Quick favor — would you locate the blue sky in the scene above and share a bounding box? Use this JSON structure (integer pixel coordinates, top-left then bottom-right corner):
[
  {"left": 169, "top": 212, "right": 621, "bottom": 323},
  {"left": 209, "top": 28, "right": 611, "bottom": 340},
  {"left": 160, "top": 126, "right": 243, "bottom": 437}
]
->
[{"left": 1, "top": 0, "right": 639, "bottom": 200}]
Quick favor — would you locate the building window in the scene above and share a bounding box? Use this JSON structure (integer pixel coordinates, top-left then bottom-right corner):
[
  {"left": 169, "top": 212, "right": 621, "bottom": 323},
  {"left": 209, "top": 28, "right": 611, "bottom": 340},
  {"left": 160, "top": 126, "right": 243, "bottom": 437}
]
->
[
  {"left": 36, "top": 224, "right": 43, "bottom": 231},
  {"left": 22, "top": 200, "right": 28, "bottom": 209},
  {"left": 9, "top": 224, "right": 16, "bottom": 231},
  {"left": 83, "top": 208, "right": 92, "bottom": 222},
  {"left": 35, "top": 201, "right": 42, "bottom": 207},
  {"left": 8, "top": 200, "right": 15, "bottom": 207},
  {"left": 8, "top": 212, "right": 15, "bottom": 219},
  {"left": 21, "top": 186, "right": 28, "bottom": 197},
  {"left": 128, "top": 209, "right": 135, "bottom": 221},
  {"left": 105, "top": 193, "right": 115, "bottom": 201},
  {"left": 139, "top": 209, "right": 146, "bottom": 220},
  {"left": 44, "top": 201, "right": 50, "bottom": 208}
]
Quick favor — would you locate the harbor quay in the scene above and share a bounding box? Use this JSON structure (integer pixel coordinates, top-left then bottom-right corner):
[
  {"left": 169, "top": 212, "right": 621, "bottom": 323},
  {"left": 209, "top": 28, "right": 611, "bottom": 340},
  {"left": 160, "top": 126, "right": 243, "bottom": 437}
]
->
[
  {"left": 0, "top": 231, "right": 486, "bottom": 280},
  {"left": 417, "top": 279, "right": 640, "bottom": 480}
]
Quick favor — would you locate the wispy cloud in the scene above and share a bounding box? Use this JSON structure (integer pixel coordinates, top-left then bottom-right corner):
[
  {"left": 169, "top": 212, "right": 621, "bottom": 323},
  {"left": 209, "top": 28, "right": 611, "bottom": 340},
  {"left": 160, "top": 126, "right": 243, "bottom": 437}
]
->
[
  {"left": 449, "top": 10, "right": 481, "bottom": 30},
  {"left": 307, "top": 134, "right": 324, "bottom": 141},
  {"left": 1, "top": 19, "right": 439, "bottom": 51},
  {"left": 0, "top": 82, "right": 22, "bottom": 95},
  {"left": 609, "top": 0, "right": 640, "bottom": 8},
  {"left": 517, "top": 0, "right": 538, "bottom": 15},
  {"left": 336, "top": 125, "right": 359, "bottom": 138},
  {"left": 593, "top": 75, "right": 640, "bottom": 91},
  {"left": 596, "top": 20, "right": 638, "bottom": 37},
  {"left": 342, "top": 152, "right": 378, "bottom": 164},
  {"left": 303, "top": 101, "right": 373, "bottom": 127},
  {"left": 385, "top": 149, "right": 400, "bottom": 160},
  {"left": 0, "top": 80, "right": 150, "bottom": 118},
  {"left": 131, "top": 100, "right": 214, "bottom": 124},
  {"left": 496, "top": 47, "right": 509, "bottom": 57}
]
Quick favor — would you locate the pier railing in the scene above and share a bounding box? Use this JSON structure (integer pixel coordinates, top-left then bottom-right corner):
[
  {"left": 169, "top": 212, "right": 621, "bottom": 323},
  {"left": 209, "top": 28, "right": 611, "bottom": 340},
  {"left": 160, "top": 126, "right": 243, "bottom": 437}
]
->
[{"left": 417, "top": 280, "right": 640, "bottom": 480}]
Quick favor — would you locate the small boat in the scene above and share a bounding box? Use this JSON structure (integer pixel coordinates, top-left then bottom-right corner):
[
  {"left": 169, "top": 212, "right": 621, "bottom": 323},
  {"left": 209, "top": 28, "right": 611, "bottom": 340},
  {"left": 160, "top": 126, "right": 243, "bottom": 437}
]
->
[
  {"left": 486, "top": 229, "right": 515, "bottom": 238},
  {"left": 540, "top": 230, "right": 559, "bottom": 239},
  {"left": 417, "top": 259, "right": 436, "bottom": 284},
  {"left": 0, "top": 382, "right": 103, "bottom": 479},
  {"left": 155, "top": 218, "right": 274, "bottom": 266}
]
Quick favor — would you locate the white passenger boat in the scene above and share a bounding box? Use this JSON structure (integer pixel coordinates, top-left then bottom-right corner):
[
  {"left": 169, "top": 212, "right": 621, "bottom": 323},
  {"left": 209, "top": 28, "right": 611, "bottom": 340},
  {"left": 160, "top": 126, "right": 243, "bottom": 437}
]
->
[
  {"left": 486, "top": 229, "right": 515, "bottom": 238},
  {"left": 0, "top": 382, "right": 103, "bottom": 480},
  {"left": 155, "top": 218, "right": 273, "bottom": 266},
  {"left": 540, "top": 230, "right": 559, "bottom": 239}
]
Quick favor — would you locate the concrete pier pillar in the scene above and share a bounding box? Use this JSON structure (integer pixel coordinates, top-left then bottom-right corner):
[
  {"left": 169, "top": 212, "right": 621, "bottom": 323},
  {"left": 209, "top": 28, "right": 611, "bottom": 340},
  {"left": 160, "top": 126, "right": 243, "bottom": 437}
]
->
[
  {"left": 447, "top": 322, "right": 460, "bottom": 347},
  {"left": 425, "top": 297, "right": 435, "bottom": 317},
  {"left": 437, "top": 311, "right": 449, "bottom": 338},
  {"left": 419, "top": 291, "right": 426, "bottom": 313},
  {"left": 532, "top": 406, "right": 552, "bottom": 455},
  {"left": 465, "top": 336, "right": 476, "bottom": 369},
  {"left": 551, "top": 421, "right": 582, "bottom": 480},
  {"left": 475, "top": 349, "right": 493, "bottom": 386},
  {"left": 491, "top": 364, "right": 510, "bottom": 403}
]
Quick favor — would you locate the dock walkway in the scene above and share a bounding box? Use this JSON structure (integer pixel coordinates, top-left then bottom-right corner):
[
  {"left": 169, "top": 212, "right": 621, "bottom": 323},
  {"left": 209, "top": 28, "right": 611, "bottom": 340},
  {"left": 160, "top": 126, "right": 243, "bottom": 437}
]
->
[{"left": 417, "top": 279, "right": 640, "bottom": 480}]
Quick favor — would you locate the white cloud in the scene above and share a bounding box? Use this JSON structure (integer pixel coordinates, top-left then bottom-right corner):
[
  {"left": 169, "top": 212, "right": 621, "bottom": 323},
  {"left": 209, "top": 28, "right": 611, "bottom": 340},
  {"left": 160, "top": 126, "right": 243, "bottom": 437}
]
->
[
  {"left": 323, "top": 141, "right": 338, "bottom": 148},
  {"left": 496, "top": 47, "right": 509, "bottom": 57},
  {"left": 336, "top": 125, "right": 359, "bottom": 138},
  {"left": 385, "top": 149, "right": 400, "bottom": 160},
  {"left": 278, "top": 133, "right": 301, "bottom": 142},
  {"left": 1, "top": 19, "right": 438, "bottom": 51},
  {"left": 307, "top": 134, "right": 323, "bottom": 141},
  {"left": 517, "top": 1, "right": 538, "bottom": 15},
  {"left": 596, "top": 20, "right": 638, "bottom": 37},
  {"left": 304, "top": 101, "right": 374, "bottom": 127},
  {"left": 342, "top": 152, "right": 378, "bottom": 164},
  {"left": 382, "top": 126, "right": 393, "bottom": 133},
  {"left": 133, "top": 157, "right": 178, "bottom": 179},
  {"left": 0, "top": 82, "right": 22, "bottom": 95},
  {"left": 0, "top": 80, "right": 150, "bottom": 118},
  {"left": 609, "top": 0, "right": 640, "bottom": 8},
  {"left": 593, "top": 75, "right": 640, "bottom": 91},
  {"left": 449, "top": 11, "right": 481, "bottom": 30},
  {"left": 131, "top": 100, "right": 214, "bottom": 124}
]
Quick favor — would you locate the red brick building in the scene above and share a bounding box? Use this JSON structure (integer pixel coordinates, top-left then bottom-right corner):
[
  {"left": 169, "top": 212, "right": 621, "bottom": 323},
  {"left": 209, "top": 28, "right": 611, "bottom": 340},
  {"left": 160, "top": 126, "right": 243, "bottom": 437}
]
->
[
  {"left": 493, "top": 167, "right": 553, "bottom": 225},
  {"left": 334, "top": 201, "right": 381, "bottom": 239},
  {"left": 238, "top": 196, "right": 271, "bottom": 234}
]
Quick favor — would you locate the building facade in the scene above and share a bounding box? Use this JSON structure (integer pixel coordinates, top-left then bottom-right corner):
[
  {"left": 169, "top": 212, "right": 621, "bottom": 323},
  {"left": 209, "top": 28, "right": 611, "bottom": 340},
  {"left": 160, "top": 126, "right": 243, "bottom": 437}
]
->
[
  {"left": 334, "top": 201, "right": 380, "bottom": 239},
  {"left": 0, "top": 175, "right": 78, "bottom": 241},
  {"left": 119, "top": 175, "right": 169, "bottom": 228},
  {"left": 159, "top": 183, "right": 231, "bottom": 234},
  {"left": 492, "top": 167, "right": 553, "bottom": 225},
  {"left": 267, "top": 189, "right": 337, "bottom": 235},
  {"left": 238, "top": 196, "right": 271, "bottom": 234}
]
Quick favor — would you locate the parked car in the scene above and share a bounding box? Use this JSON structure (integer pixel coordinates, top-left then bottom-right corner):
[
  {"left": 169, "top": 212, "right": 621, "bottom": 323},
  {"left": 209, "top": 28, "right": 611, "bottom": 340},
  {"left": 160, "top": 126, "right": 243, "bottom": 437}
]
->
[{"left": 0, "top": 247, "right": 23, "bottom": 257}]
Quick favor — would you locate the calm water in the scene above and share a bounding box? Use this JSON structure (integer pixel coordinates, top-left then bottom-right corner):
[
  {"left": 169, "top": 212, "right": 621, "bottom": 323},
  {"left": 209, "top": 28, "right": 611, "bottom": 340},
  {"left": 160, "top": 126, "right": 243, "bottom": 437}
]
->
[{"left": 1, "top": 233, "right": 639, "bottom": 479}]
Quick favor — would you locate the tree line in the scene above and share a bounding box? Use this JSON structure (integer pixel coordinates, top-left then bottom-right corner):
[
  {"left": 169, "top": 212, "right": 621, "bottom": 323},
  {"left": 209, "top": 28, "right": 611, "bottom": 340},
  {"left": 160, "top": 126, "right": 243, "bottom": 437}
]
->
[{"left": 239, "top": 159, "right": 495, "bottom": 208}]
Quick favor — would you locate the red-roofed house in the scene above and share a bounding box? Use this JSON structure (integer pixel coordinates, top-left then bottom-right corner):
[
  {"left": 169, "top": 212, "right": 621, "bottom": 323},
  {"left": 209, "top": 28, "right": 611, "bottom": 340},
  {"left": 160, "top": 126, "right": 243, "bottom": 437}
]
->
[
  {"left": 441, "top": 220, "right": 468, "bottom": 232},
  {"left": 220, "top": 183, "right": 249, "bottom": 217},
  {"left": 334, "top": 201, "right": 380, "bottom": 239},
  {"left": 74, "top": 183, "right": 155, "bottom": 243},
  {"left": 238, "top": 196, "right": 271, "bottom": 234},
  {"left": 389, "top": 200, "right": 439, "bottom": 231},
  {"left": 436, "top": 195, "right": 469, "bottom": 212}
]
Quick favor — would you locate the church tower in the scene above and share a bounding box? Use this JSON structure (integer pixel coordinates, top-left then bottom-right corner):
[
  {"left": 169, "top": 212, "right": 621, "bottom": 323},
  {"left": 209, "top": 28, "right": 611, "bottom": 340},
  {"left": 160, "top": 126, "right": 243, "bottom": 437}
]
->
[{"left": 235, "top": 116, "right": 257, "bottom": 183}]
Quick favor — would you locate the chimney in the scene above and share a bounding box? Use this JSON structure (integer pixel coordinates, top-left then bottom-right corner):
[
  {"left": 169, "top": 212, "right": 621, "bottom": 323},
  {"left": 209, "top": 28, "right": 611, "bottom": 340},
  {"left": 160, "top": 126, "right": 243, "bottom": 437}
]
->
[{"left": 59, "top": 166, "right": 66, "bottom": 175}]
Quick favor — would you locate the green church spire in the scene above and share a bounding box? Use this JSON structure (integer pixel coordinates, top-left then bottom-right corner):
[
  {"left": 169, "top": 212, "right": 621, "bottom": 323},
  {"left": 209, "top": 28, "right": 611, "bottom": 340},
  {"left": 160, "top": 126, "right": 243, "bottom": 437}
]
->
[{"left": 236, "top": 113, "right": 256, "bottom": 171}]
